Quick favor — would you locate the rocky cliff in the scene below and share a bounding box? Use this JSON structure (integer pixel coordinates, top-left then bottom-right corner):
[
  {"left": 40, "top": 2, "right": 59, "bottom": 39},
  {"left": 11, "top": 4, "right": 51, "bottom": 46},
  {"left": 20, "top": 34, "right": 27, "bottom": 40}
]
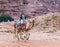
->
[{"left": 0, "top": 0, "right": 60, "bottom": 19}]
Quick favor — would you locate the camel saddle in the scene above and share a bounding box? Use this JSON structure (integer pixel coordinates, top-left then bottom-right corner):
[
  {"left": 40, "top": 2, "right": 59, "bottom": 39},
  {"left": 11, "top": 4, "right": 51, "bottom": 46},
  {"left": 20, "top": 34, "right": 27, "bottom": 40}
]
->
[{"left": 16, "top": 20, "right": 26, "bottom": 29}]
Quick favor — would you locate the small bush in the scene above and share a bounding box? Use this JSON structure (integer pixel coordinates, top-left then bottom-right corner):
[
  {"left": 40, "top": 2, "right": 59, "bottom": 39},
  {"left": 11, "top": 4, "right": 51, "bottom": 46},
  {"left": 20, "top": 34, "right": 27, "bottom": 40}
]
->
[
  {"left": 52, "top": 15, "right": 58, "bottom": 20},
  {"left": 0, "top": 14, "right": 14, "bottom": 22},
  {"left": 46, "top": 29, "right": 56, "bottom": 33}
]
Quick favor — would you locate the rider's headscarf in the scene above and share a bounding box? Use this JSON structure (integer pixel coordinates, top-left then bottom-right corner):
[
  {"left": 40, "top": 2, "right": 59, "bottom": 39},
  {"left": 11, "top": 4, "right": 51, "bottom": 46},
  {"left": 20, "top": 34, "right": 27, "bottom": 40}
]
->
[{"left": 20, "top": 13, "right": 27, "bottom": 20}]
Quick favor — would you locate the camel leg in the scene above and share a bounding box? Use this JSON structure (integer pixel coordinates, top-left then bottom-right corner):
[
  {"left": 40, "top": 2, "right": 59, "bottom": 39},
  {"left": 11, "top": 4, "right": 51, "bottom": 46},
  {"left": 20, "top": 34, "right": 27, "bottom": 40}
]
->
[
  {"left": 25, "top": 32, "right": 30, "bottom": 40},
  {"left": 13, "top": 27, "right": 17, "bottom": 38},
  {"left": 17, "top": 33, "right": 19, "bottom": 40},
  {"left": 19, "top": 30, "right": 25, "bottom": 40},
  {"left": 15, "top": 28, "right": 20, "bottom": 40},
  {"left": 18, "top": 30, "right": 30, "bottom": 40}
]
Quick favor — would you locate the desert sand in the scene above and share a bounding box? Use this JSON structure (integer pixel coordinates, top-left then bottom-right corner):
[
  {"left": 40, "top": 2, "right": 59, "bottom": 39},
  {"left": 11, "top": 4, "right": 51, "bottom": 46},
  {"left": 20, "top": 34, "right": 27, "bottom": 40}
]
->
[
  {"left": 0, "top": 13, "right": 60, "bottom": 47},
  {"left": 0, "top": 31, "right": 60, "bottom": 47}
]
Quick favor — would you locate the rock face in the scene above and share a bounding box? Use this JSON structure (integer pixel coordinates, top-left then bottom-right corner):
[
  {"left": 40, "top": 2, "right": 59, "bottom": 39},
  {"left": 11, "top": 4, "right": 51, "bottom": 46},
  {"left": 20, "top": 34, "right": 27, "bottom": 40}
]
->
[
  {"left": 0, "top": 0, "right": 60, "bottom": 19},
  {"left": 0, "top": 0, "right": 22, "bottom": 19}
]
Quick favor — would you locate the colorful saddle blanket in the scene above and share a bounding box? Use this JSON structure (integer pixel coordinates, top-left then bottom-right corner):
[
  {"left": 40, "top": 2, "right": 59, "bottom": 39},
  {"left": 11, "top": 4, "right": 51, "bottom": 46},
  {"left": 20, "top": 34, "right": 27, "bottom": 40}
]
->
[{"left": 16, "top": 20, "right": 26, "bottom": 29}]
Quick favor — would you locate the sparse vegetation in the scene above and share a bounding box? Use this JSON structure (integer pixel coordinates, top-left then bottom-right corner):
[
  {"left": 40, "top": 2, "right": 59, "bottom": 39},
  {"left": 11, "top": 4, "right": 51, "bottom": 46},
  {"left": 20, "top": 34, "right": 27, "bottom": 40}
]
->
[
  {"left": 33, "top": 13, "right": 60, "bottom": 32},
  {"left": 52, "top": 15, "right": 58, "bottom": 20},
  {"left": 47, "top": 29, "right": 56, "bottom": 33}
]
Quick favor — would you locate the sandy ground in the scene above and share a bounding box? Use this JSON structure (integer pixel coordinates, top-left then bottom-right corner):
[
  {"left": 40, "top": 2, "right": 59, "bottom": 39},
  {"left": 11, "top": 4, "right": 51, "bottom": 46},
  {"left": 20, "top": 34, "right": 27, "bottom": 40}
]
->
[
  {"left": 0, "top": 31, "right": 60, "bottom": 47},
  {"left": 0, "top": 40, "right": 60, "bottom": 47},
  {"left": 0, "top": 14, "right": 60, "bottom": 47}
]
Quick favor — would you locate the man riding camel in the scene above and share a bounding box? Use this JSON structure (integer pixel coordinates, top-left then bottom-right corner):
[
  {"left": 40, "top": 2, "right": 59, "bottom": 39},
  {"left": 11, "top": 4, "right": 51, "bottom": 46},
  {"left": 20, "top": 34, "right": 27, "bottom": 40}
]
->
[
  {"left": 16, "top": 13, "right": 28, "bottom": 29},
  {"left": 14, "top": 13, "right": 34, "bottom": 40}
]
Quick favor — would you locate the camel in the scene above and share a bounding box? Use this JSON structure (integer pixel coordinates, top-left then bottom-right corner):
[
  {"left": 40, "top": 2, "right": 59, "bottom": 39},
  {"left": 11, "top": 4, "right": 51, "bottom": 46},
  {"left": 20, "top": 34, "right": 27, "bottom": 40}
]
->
[{"left": 14, "top": 18, "right": 35, "bottom": 40}]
